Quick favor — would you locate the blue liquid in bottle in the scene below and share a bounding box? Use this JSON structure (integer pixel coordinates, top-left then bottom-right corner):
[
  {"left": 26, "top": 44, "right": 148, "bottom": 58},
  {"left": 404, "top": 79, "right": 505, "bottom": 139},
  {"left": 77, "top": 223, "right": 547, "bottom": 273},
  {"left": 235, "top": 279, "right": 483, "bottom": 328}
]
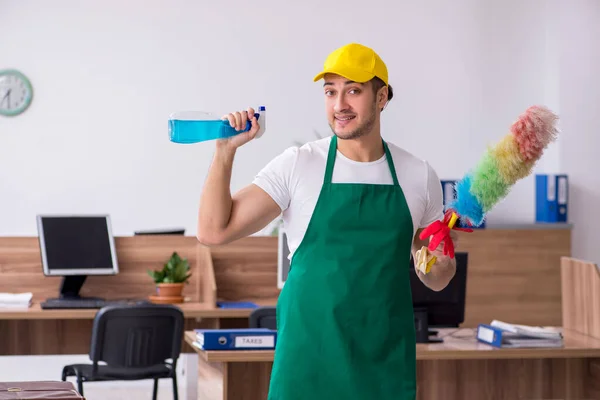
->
[{"left": 168, "top": 107, "right": 266, "bottom": 144}]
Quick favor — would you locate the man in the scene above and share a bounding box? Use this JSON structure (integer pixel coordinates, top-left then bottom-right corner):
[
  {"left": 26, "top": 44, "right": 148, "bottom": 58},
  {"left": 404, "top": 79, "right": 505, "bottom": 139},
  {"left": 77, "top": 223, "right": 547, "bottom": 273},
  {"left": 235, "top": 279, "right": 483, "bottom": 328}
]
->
[{"left": 197, "top": 43, "right": 456, "bottom": 400}]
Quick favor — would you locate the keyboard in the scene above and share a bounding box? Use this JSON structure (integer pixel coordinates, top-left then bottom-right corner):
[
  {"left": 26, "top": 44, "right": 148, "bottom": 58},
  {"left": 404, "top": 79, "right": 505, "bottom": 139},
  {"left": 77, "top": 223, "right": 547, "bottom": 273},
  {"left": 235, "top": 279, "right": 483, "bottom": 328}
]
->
[{"left": 40, "top": 298, "right": 150, "bottom": 309}]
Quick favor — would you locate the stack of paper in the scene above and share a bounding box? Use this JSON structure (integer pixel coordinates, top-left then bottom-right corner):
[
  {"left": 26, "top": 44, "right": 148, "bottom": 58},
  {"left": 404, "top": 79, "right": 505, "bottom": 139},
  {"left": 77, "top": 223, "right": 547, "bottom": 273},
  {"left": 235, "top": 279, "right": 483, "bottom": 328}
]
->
[
  {"left": 0, "top": 292, "right": 33, "bottom": 309},
  {"left": 477, "top": 320, "right": 564, "bottom": 348}
]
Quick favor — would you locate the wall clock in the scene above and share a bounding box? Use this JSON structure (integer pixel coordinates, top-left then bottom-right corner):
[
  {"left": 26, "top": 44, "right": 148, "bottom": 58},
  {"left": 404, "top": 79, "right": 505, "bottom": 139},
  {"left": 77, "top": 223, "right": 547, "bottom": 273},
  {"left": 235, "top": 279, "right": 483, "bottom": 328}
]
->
[{"left": 0, "top": 69, "right": 33, "bottom": 116}]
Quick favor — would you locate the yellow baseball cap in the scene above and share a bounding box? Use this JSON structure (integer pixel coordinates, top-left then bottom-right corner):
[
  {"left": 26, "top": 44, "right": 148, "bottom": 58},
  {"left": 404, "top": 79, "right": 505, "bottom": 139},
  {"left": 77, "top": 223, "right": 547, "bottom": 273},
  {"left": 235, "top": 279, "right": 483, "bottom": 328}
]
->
[{"left": 313, "top": 43, "right": 388, "bottom": 86}]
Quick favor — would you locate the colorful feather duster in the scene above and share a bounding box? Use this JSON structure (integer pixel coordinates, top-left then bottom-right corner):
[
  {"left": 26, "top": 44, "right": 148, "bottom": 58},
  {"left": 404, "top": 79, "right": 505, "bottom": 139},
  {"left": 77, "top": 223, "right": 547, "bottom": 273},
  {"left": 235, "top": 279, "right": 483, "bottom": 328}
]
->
[{"left": 416, "top": 105, "right": 559, "bottom": 273}]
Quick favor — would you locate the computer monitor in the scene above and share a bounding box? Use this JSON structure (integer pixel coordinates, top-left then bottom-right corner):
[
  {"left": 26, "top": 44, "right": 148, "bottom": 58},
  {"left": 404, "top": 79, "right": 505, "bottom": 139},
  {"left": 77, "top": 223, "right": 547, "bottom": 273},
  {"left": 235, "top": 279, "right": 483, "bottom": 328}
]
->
[
  {"left": 277, "top": 228, "right": 290, "bottom": 290},
  {"left": 36, "top": 215, "right": 119, "bottom": 301},
  {"left": 410, "top": 252, "right": 468, "bottom": 343},
  {"left": 134, "top": 228, "right": 185, "bottom": 235}
]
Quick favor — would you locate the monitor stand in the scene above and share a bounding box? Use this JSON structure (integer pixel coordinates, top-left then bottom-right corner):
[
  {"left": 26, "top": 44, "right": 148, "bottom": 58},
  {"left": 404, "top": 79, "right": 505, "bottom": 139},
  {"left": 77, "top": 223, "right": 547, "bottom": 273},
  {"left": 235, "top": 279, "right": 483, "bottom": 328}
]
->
[
  {"left": 414, "top": 307, "right": 443, "bottom": 343},
  {"left": 48, "top": 275, "right": 104, "bottom": 301},
  {"left": 426, "top": 329, "right": 443, "bottom": 343}
]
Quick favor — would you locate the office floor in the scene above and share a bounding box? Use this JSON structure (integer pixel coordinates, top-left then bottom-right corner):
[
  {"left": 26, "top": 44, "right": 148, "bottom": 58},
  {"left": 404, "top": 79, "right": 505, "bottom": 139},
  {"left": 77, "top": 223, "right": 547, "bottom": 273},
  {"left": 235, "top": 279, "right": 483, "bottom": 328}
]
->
[
  {"left": 78, "top": 386, "right": 174, "bottom": 400},
  {"left": 1, "top": 354, "right": 211, "bottom": 400},
  {"left": 74, "top": 377, "right": 221, "bottom": 400}
]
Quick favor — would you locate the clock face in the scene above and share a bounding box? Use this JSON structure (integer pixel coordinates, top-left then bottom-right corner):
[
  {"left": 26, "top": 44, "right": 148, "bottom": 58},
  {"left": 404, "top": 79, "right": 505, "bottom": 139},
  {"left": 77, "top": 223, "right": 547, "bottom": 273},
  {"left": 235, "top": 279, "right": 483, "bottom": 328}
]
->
[{"left": 0, "top": 69, "right": 33, "bottom": 116}]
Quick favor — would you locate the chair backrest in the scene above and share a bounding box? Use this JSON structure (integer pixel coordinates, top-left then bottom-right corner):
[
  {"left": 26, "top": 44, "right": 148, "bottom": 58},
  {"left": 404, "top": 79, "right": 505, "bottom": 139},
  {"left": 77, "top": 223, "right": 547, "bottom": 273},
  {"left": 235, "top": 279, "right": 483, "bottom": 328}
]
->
[
  {"left": 249, "top": 306, "right": 277, "bottom": 330},
  {"left": 89, "top": 304, "right": 184, "bottom": 369}
]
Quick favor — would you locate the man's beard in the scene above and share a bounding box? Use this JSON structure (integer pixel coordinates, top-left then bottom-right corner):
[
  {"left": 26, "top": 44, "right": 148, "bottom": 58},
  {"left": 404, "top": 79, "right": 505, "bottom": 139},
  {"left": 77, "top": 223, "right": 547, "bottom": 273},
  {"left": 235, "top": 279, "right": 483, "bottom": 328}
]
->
[{"left": 329, "top": 103, "right": 376, "bottom": 140}]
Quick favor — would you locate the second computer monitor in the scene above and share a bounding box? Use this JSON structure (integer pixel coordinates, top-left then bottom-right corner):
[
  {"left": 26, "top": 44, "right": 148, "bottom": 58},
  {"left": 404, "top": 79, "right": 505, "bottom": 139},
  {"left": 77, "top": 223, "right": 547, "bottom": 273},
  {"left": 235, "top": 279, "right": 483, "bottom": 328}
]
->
[
  {"left": 410, "top": 251, "right": 468, "bottom": 328},
  {"left": 277, "top": 228, "right": 290, "bottom": 290},
  {"left": 134, "top": 228, "right": 185, "bottom": 235}
]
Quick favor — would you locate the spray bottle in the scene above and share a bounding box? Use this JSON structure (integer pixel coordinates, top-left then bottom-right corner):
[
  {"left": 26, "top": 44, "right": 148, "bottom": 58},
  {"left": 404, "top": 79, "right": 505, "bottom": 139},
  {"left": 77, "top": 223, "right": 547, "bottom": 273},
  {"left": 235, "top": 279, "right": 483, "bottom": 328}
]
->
[{"left": 168, "top": 106, "right": 266, "bottom": 144}]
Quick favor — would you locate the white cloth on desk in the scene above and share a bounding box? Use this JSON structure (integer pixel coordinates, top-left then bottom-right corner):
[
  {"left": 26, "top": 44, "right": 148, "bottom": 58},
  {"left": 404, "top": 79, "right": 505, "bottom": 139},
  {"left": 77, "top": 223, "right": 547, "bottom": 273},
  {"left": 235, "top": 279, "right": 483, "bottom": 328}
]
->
[{"left": 0, "top": 292, "right": 32, "bottom": 308}]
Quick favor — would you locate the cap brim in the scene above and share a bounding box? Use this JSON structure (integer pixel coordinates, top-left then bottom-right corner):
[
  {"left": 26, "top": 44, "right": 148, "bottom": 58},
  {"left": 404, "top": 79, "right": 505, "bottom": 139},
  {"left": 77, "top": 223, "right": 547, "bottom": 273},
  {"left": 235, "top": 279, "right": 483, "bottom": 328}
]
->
[{"left": 313, "top": 68, "right": 375, "bottom": 83}]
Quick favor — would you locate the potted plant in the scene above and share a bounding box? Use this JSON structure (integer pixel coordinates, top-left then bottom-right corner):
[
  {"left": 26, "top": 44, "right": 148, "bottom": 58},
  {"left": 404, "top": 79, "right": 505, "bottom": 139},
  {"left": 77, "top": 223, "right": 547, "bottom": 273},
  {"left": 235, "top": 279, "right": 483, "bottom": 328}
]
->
[{"left": 147, "top": 252, "right": 192, "bottom": 303}]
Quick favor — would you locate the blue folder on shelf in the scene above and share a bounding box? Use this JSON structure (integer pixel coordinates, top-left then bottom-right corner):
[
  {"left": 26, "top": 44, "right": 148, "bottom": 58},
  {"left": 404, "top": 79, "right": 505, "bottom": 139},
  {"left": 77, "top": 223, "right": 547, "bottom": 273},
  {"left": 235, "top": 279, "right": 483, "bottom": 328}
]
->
[
  {"left": 216, "top": 301, "right": 259, "bottom": 309},
  {"left": 194, "top": 328, "right": 277, "bottom": 350},
  {"left": 476, "top": 323, "right": 563, "bottom": 348}
]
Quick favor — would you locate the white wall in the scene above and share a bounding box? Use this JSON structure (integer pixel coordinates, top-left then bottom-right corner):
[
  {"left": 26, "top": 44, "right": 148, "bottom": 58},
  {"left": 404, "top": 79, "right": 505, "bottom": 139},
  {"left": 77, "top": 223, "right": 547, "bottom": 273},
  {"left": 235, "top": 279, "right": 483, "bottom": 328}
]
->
[
  {"left": 0, "top": 0, "right": 562, "bottom": 239},
  {"left": 557, "top": 0, "right": 600, "bottom": 263},
  {"left": 475, "top": 0, "right": 562, "bottom": 222}
]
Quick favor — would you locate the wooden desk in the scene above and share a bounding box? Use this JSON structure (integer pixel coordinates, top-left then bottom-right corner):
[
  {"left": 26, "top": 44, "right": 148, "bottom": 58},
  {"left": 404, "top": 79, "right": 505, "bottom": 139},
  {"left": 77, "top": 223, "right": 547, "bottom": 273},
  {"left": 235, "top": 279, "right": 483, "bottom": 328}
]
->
[
  {"left": 0, "top": 236, "right": 266, "bottom": 355},
  {"left": 0, "top": 302, "right": 259, "bottom": 355},
  {"left": 0, "top": 302, "right": 258, "bottom": 320},
  {"left": 184, "top": 328, "right": 600, "bottom": 400},
  {"left": 0, "top": 227, "right": 573, "bottom": 332}
]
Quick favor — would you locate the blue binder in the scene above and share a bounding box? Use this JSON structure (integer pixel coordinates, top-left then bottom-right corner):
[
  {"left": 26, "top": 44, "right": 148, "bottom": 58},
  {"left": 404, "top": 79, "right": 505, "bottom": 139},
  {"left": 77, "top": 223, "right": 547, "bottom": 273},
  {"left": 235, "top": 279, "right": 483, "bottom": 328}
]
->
[
  {"left": 535, "top": 174, "right": 568, "bottom": 223},
  {"left": 194, "top": 328, "right": 277, "bottom": 350},
  {"left": 476, "top": 323, "right": 563, "bottom": 348},
  {"left": 216, "top": 301, "right": 259, "bottom": 309},
  {"left": 476, "top": 324, "right": 504, "bottom": 347}
]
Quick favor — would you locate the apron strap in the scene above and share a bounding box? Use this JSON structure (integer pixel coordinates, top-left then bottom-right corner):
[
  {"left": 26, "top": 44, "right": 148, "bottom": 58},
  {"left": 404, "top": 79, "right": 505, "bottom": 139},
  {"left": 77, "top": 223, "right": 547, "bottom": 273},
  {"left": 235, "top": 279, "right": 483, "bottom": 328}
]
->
[
  {"left": 324, "top": 135, "right": 338, "bottom": 184},
  {"left": 383, "top": 141, "right": 400, "bottom": 186},
  {"left": 324, "top": 135, "right": 399, "bottom": 186}
]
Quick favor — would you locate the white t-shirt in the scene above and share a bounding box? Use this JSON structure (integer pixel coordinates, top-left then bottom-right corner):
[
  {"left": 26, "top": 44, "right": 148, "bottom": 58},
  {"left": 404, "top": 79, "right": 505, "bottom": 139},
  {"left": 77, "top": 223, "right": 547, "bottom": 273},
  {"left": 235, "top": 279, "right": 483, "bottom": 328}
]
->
[{"left": 252, "top": 136, "right": 444, "bottom": 260}]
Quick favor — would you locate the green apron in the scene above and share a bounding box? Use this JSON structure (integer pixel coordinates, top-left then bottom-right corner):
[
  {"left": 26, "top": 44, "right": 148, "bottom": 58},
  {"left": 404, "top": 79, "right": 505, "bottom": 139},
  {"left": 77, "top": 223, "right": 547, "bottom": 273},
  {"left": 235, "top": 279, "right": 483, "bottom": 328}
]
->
[{"left": 268, "top": 135, "right": 417, "bottom": 400}]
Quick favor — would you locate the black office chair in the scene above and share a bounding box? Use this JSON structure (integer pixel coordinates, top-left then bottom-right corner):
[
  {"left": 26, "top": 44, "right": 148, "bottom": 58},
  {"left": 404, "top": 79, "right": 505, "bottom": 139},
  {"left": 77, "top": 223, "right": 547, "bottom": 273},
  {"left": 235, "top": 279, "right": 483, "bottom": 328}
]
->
[
  {"left": 249, "top": 306, "right": 277, "bottom": 330},
  {"left": 61, "top": 304, "right": 184, "bottom": 400}
]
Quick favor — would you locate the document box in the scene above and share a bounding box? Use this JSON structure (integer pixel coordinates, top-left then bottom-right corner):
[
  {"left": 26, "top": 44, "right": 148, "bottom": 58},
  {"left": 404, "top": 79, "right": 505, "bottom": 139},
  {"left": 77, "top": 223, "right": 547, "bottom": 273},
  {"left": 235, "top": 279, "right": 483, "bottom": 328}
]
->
[{"left": 0, "top": 381, "right": 84, "bottom": 400}]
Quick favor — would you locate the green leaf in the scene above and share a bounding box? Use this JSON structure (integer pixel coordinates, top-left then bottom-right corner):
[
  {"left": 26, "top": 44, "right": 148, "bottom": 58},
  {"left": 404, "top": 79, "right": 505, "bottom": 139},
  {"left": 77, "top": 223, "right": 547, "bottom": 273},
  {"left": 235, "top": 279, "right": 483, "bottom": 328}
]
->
[
  {"left": 171, "top": 256, "right": 191, "bottom": 283},
  {"left": 147, "top": 269, "right": 166, "bottom": 284},
  {"left": 149, "top": 252, "right": 192, "bottom": 284}
]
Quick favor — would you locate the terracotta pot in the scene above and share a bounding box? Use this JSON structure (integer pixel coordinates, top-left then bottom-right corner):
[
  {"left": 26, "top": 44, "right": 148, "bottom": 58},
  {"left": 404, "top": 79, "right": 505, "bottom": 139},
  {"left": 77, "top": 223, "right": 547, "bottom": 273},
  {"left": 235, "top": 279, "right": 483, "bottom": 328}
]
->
[
  {"left": 156, "top": 283, "right": 184, "bottom": 297},
  {"left": 149, "top": 294, "right": 184, "bottom": 304}
]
